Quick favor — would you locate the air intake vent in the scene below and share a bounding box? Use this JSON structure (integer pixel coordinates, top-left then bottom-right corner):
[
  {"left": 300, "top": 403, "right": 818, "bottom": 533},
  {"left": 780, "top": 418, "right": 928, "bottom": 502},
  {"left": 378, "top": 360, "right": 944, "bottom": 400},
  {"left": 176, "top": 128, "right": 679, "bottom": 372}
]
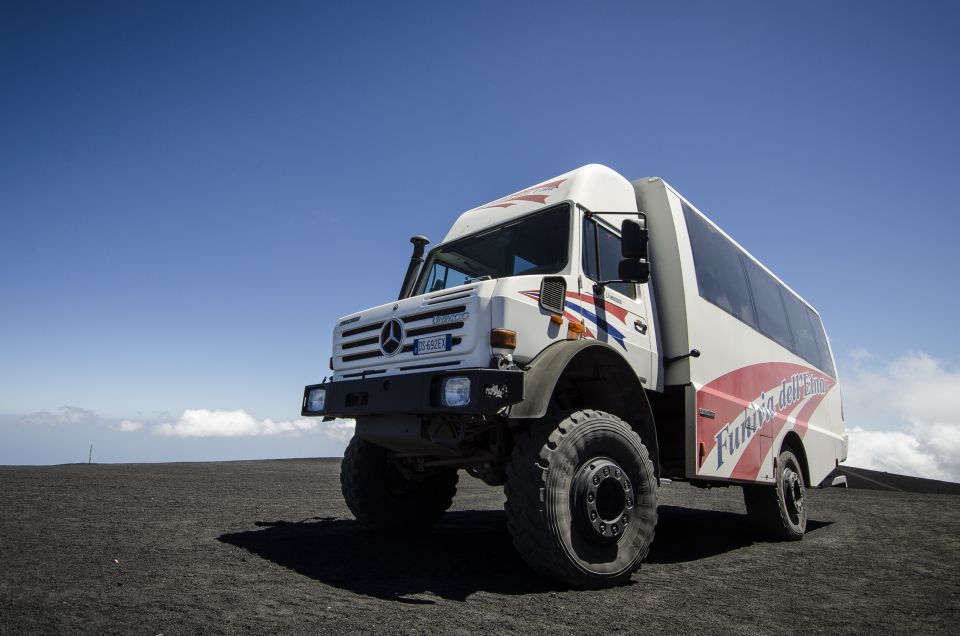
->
[{"left": 539, "top": 277, "right": 566, "bottom": 315}]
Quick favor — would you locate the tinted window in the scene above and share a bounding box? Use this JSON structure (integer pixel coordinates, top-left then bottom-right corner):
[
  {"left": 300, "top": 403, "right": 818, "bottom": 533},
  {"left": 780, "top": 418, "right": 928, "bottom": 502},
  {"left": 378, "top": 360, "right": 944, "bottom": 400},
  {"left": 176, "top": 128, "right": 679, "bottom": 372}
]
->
[
  {"left": 416, "top": 204, "right": 571, "bottom": 294},
  {"left": 807, "top": 307, "right": 836, "bottom": 377},
  {"left": 583, "top": 219, "right": 636, "bottom": 299},
  {"left": 682, "top": 203, "right": 756, "bottom": 327},
  {"left": 780, "top": 288, "right": 823, "bottom": 370},
  {"left": 742, "top": 257, "right": 794, "bottom": 351},
  {"left": 682, "top": 201, "right": 835, "bottom": 377}
]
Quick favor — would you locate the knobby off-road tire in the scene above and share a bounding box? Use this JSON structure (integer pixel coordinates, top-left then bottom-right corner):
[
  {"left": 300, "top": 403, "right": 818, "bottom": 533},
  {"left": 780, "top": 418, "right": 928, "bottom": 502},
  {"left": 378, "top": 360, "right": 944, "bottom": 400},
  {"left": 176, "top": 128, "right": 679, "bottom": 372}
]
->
[
  {"left": 340, "top": 436, "right": 458, "bottom": 530},
  {"left": 743, "top": 449, "right": 807, "bottom": 540},
  {"left": 504, "top": 410, "right": 658, "bottom": 588}
]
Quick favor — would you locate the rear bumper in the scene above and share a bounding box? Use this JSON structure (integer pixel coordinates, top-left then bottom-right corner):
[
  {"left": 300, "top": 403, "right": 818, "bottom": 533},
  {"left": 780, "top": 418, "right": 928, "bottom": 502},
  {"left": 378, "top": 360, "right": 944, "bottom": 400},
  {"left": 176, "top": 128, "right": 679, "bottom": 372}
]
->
[{"left": 302, "top": 368, "right": 524, "bottom": 417}]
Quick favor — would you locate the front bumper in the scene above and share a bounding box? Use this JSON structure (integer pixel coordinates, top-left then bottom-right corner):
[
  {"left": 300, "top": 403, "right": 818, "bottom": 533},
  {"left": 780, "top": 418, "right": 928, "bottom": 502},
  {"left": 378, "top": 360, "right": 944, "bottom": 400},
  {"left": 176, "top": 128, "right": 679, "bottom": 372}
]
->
[{"left": 302, "top": 368, "right": 524, "bottom": 417}]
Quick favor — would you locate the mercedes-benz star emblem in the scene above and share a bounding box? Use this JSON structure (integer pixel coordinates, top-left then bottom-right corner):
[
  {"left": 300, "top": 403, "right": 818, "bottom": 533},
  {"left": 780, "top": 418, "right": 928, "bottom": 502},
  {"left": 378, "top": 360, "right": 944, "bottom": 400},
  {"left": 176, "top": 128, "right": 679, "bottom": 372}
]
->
[{"left": 379, "top": 318, "right": 404, "bottom": 357}]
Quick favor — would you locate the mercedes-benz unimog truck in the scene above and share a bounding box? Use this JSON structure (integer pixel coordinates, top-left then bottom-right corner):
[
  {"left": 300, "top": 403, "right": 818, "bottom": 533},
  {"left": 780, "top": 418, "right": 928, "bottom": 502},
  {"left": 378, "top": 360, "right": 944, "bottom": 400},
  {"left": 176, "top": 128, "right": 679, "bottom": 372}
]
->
[{"left": 302, "top": 164, "right": 847, "bottom": 587}]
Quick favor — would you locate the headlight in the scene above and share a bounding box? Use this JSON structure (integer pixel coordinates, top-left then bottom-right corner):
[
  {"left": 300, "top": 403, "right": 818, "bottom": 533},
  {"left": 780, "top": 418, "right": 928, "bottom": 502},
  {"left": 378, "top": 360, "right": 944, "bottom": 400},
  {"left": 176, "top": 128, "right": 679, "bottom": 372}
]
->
[
  {"left": 440, "top": 376, "right": 471, "bottom": 407},
  {"left": 307, "top": 388, "right": 326, "bottom": 412}
]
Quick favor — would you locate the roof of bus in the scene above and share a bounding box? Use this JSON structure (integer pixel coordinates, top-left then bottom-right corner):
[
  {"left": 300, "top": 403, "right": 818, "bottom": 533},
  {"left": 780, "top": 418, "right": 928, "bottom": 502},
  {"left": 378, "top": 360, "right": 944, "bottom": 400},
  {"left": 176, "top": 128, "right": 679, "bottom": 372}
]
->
[{"left": 441, "top": 164, "right": 638, "bottom": 243}]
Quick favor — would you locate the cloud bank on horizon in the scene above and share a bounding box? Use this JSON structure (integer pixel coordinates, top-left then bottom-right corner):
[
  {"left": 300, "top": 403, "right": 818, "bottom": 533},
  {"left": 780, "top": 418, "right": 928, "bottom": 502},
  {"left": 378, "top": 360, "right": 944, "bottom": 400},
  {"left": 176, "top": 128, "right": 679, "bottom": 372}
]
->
[
  {"left": 842, "top": 350, "right": 960, "bottom": 483},
  {"left": 150, "top": 408, "right": 354, "bottom": 440},
  {"left": 4, "top": 350, "right": 958, "bottom": 483}
]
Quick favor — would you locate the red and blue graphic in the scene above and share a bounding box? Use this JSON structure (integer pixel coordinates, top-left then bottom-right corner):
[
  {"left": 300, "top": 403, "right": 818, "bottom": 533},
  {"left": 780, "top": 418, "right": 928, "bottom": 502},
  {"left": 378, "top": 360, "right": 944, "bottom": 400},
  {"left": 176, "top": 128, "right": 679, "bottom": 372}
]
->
[
  {"left": 697, "top": 362, "right": 837, "bottom": 481},
  {"left": 520, "top": 290, "right": 630, "bottom": 350}
]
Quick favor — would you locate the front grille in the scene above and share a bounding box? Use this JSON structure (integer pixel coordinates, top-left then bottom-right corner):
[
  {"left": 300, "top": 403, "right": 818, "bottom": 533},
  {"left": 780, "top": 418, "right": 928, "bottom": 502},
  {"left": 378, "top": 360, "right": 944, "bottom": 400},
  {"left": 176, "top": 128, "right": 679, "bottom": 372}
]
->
[
  {"left": 341, "top": 336, "right": 378, "bottom": 350},
  {"left": 343, "top": 322, "right": 382, "bottom": 338},
  {"left": 342, "top": 369, "right": 386, "bottom": 378},
  {"left": 336, "top": 295, "right": 474, "bottom": 371},
  {"left": 342, "top": 349, "right": 383, "bottom": 363},
  {"left": 407, "top": 322, "right": 464, "bottom": 338},
  {"left": 399, "top": 361, "right": 462, "bottom": 371}
]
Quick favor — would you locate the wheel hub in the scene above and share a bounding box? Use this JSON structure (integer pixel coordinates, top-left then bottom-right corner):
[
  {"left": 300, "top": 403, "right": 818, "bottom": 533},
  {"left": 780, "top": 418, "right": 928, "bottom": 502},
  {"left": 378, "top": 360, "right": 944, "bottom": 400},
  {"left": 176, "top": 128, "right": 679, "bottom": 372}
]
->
[
  {"left": 784, "top": 468, "right": 804, "bottom": 516},
  {"left": 573, "top": 457, "right": 634, "bottom": 543}
]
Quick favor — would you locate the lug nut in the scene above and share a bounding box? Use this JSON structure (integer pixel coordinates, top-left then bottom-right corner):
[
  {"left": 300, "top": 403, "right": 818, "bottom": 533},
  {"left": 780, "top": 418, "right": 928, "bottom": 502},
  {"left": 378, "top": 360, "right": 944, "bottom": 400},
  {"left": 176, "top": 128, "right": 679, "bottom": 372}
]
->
[
  {"left": 593, "top": 475, "right": 600, "bottom": 485},
  {"left": 590, "top": 511, "right": 597, "bottom": 520},
  {"left": 587, "top": 493, "right": 595, "bottom": 503},
  {"left": 599, "top": 523, "right": 606, "bottom": 533},
  {"left": 621, "top": 514, "right": 628, "bottom": 523},
  {"left": 612, "top": 525, "right": 618, "bottom": 534},
  {"left": 603, "top": 467, "right": 610, "bottom": 477},
  {"left": 626, "top": 498, "right": 633, "bottom": 508},
  {"left": 589, "top": 463, "right": 595, "bottom": 470},
  {"left": 615, "top": 469, "right": 621, "bottom": 478},
  {"left": 623, "top": 481, "right": 630, "bottom": 490}
]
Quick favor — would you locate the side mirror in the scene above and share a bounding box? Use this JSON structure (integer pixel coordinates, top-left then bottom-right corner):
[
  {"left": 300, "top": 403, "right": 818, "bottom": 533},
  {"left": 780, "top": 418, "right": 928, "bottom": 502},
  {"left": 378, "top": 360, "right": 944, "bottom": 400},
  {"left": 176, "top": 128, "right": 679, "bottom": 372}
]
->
[
  {"left": 619, "top": 217, "right": 650, "bottom": 284},
  {"left": 620, "top": 217, "right": 648, "bottom": 260},
  {"left": 619, "top": 258, "right": 650, "bottom": 284}
]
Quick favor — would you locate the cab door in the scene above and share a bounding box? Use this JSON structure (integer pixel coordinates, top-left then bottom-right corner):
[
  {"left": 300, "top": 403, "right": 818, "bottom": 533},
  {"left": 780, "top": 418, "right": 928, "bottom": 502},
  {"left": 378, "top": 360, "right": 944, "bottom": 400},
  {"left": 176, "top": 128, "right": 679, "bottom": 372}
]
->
[{"left": 579, "top": 216, "right": 655, "bottom": 386}]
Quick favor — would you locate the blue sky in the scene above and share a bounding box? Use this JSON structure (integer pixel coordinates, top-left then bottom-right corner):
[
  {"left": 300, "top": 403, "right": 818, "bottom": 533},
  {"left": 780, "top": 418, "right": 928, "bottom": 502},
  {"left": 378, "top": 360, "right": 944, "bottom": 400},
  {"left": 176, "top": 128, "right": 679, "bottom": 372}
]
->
[{"left": 2, "top": 1, "right": 959, "bottom": 477}]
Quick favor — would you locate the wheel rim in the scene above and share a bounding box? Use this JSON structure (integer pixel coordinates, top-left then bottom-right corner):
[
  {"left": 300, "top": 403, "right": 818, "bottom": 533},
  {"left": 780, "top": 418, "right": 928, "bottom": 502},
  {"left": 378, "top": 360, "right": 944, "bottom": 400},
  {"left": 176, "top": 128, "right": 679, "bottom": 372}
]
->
[
  {"left": 572, "top": 457, "right": 634, "bottom": 544},
  {"left": 782, "top": 464, "right": 804, "bottom": 524}
]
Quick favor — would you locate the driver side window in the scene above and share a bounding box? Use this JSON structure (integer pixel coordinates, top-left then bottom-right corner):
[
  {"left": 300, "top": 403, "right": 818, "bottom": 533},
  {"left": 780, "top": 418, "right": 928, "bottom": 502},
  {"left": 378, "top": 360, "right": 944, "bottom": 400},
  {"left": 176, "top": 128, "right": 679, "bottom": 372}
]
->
[{"left": 583, "top": 219, "right": 637, "bottom": 299}]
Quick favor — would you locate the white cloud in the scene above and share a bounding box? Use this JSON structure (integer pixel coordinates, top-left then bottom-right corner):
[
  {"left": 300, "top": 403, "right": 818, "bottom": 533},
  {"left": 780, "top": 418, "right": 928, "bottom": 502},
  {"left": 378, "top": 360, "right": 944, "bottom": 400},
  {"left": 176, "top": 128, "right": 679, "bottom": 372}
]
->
[
  {"left": 115, "top": 420, "right": 144, "bottom": 432},
  {"left": 842, "top": 351, "right": 960, "bottom": 482},
  {"left": 321, "top": 418, "right": 356, "bottom": 442},
  {"left": 151, "top": 408, "right": 354, "bottom": 440},
  {"left": 19, "top": 406, "right": 97, "bottom": 426}
]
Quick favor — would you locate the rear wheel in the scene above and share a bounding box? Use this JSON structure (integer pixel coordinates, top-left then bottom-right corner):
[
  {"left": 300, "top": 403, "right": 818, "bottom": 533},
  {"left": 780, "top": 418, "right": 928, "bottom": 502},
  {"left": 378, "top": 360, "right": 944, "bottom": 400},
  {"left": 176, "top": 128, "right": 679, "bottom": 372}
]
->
[
  {"left": 743, "top": 448, "right": 807, "bottom": 540},
  {"left": 340, "top": 436, "right": 458, "bottom": 530},
  {"left": 505, "top": 410, "right": 657, "bottom": 588}
]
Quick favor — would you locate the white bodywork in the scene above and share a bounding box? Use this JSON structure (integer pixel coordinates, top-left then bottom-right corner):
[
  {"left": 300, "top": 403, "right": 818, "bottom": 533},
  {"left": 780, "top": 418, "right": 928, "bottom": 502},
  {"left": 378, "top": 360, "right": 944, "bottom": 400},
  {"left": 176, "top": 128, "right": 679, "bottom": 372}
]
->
[{"left": 331, "top": 164, "right": 845, "bottom": 487}]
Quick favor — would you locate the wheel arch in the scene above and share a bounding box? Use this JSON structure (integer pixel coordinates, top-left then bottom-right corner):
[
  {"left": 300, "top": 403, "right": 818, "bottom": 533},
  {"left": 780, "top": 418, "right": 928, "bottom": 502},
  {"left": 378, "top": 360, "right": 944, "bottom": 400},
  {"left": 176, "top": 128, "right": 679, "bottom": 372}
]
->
[
  {"left": 780, "top": 431, "right": 810, "bottom": 487},
  {"left": 509, "top": 340, "right": 660, "bottom": 478}
]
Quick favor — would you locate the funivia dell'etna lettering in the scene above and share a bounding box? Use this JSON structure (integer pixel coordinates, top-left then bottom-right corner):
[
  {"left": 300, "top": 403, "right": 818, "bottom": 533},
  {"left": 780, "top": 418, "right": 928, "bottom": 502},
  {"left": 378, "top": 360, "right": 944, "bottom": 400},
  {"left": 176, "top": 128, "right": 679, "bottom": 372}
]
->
[{"left": 715, "top": 372, "right": 827, "bottom": 468}]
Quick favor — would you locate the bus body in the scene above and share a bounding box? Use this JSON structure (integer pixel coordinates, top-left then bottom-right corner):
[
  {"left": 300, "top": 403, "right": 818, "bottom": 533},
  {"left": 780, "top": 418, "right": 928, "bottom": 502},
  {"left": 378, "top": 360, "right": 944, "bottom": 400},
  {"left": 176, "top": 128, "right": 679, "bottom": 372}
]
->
[{"left": 303, "top": 164, "right": 847, "bottom": 587}]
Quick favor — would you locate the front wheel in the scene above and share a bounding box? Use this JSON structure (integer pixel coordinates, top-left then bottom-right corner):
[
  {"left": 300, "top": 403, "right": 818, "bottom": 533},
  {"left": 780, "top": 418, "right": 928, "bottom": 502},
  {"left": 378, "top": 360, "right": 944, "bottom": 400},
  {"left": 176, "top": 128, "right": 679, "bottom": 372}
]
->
[
  {"left": 743, "top": 448, "right": 807, "bottom": 540},
  {"left": 340, "top": 436, "right": 458, "bottom": 530},
  {"left": 505, "top": 410, "right": 658, "bottom": 588}
]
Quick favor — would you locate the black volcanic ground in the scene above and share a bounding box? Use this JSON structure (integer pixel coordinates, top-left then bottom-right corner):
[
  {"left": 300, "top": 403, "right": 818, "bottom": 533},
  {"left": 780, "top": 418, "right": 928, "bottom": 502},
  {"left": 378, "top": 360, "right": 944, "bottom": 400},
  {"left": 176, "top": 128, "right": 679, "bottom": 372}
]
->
[{"left": 1, "top": 459, "right": 957, "bottom": 634}]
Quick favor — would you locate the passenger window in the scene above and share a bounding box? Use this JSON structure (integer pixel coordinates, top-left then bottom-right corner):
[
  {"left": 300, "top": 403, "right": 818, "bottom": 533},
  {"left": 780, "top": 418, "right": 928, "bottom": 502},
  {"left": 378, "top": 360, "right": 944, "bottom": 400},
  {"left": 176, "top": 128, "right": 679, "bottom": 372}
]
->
[
  {"left": 807, "top": 307, "right": 836, "bottom": 377},
  {"left": 682, "top": 203, "right": 757, "bottom": 328},
  {"left": 682, "top": 201, "right": 836, "bottom": 378},
  {"left": 780, "top": 288, "right": 823, "bottom": 370},
  {"left": 742, "top": 257, "right": 794, "bottom": 351},
  {"left": 583, "top": 218, "right": 637, "bottom": 299}
]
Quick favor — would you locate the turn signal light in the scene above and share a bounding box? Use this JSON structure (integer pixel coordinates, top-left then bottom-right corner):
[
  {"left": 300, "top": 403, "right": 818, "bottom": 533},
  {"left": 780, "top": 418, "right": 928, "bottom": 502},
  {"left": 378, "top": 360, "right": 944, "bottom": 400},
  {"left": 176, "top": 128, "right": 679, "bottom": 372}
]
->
[
  {"left": 568, "top": 321, "right": 585, "bottom": 334},
  {"left": 490, "top": 329, "right": 517, "bottom": 349},
  {"left": 550, "top": 314, "right": 563, "bottom": 325}
]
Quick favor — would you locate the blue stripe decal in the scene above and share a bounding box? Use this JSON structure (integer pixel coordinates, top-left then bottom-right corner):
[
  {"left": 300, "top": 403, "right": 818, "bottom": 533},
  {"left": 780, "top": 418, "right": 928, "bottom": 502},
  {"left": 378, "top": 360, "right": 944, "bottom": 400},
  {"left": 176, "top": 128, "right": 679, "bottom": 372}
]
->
[{"left": 565, "top": 300, "right": 627, "bottom": 350}]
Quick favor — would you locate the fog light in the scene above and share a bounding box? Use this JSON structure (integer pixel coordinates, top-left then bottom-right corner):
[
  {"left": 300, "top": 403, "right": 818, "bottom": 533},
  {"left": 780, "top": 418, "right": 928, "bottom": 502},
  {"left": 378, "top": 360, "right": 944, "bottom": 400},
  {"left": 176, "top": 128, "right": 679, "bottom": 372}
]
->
[
  {"left": 441, "top": 376, "right": 471, "bottom": 407},
  {"left": 307, "top": 388, "right": 326, "bottom": 412}
]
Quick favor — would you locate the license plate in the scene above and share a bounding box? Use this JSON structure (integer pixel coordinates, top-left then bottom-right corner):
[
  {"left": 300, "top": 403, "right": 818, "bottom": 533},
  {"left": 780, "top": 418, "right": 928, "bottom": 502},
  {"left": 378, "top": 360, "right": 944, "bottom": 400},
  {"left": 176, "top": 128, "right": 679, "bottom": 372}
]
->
[{"left": 413, "top": 334, "right": 452, "bottom": 355}]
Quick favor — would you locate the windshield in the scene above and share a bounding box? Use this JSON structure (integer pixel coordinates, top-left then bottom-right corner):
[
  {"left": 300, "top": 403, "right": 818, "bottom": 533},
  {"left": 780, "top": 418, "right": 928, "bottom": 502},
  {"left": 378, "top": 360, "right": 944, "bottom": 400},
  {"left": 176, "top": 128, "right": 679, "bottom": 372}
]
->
[{"left": 415, "top": 204, "right": 571, "bottom": 294}]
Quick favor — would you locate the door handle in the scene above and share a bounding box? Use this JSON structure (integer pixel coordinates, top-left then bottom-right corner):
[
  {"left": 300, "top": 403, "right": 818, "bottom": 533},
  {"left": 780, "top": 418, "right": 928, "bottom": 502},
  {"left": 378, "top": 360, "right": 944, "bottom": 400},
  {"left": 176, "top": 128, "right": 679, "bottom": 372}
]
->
[{"left": 634, "top": 319, "right": 647, "bottom": 335}]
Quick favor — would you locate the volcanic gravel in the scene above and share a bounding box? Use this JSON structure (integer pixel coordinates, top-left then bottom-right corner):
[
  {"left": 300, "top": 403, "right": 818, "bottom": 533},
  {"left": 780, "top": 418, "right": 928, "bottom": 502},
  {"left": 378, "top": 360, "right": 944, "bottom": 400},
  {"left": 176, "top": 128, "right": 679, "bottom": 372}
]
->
[{"left": 1, "top": 458, "right": 957, "bottom": 634}]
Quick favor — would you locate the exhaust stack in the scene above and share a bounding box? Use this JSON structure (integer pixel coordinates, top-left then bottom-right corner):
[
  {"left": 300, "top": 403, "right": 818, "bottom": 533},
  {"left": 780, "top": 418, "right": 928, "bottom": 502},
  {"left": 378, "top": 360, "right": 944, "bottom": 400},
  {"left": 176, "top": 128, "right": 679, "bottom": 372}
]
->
[{"left": 398, "top": 235, "right": 430, "bottom": 300}]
